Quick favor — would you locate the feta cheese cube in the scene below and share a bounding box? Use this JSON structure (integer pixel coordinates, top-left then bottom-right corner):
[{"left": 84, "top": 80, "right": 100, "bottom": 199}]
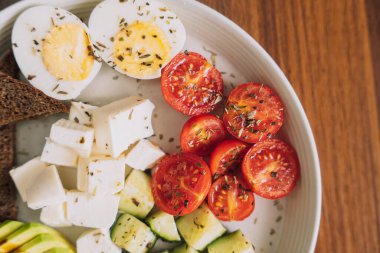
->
[
  {"left": 90, "top": 143, "right": 105, "bottom": 156},
  {"left": 77, "top": 156, "right": 125, "bottom": 196},
  {"left": 125, "top": 139, "right": 165, "bottom": 170},
  {"left": 40, "top": 201, "right": 72, "bottom": 227},
  {"left": 92, "top": 96, "right": 155, "bottom": 158},
  {"left": 77, "top": 158, "right": 88, "bottom": 193},
  {"left": 40, "top": 138, "right": 78, "bottom": 167},
  {"left": 9, "top": 157, "right": 48, "bottom": 202},
  {"left": 66, "top": 191, "right": 120, "bottom": 229},
  {"left": 26, "top": 165, "right": 66, "bottom": 210},
  {"left": 56, "top": 166, "right": 77, "bottom": 190},
  {"left": 77, "top": 229, "right": 121, "bottom": 253},
  {"left": 69, "top": 102, "right": 98, "bottom": 126},
  {"left": 50, "top": 119, "right": 94, "bottom": 157},
  {"left": 125, "top": 164, "right": 133, "bottom": 178}
]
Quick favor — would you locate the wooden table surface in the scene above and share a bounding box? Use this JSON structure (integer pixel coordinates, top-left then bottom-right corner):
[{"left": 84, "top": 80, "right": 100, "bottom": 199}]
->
[
  {"left": 1, "top": 0, "right": 380, "bottom": 252},
  {"left": 198, "top": 1, "right": 380, "bottom": 252}
]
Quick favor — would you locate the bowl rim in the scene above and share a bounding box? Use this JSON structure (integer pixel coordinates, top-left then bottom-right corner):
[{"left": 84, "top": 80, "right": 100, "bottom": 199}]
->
[{"left": 0, "top": 0, "right": 322, "bottom": 252}]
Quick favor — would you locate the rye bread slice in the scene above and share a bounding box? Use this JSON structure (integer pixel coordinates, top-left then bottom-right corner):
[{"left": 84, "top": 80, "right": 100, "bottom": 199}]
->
[
  {"left": 0, "top": 51, "right": 18, "bottom": 78},
  {"left": 0, "top": 167, "right": 17, "bottom": 222},
  {"left": 0, "top": 124, "right": 17, "bottom": 221},
  {"left": 0, "top": 124, "right": 14, "bottom": 168},
  {"left": 0, "top": 51, "right": 18, "bottom": 221},
  {"left": 0, "top": 51, "right": 66, "bottom": 221},
  {"left": 0, "top": 71, "right": 69, "bottom": 126}
]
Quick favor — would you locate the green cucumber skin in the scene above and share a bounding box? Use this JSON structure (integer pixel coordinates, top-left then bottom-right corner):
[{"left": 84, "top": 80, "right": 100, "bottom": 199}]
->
[
  {"left": 122, "top": 237, "right": 157, "bottom": 253},
  {"left": 150, "top": 227, "right": 181, "bottom": 243},
  {"left": 145, "top": 210, "right": 181, "bottom": 243},
  {"left": 111, "top": 213, "right": 156, "bottom": 253},
  {"left": 206, "top": 230, "right": 255, "bottom": 253},
  {"left": 119, "top": 170, "right": 154, "bottom": 219},
  {"left": 171, "top": 243, "right": 200, "bottom": 253},
  {"left": 176, "top": 205, "right": 227, "bottom": 251}
]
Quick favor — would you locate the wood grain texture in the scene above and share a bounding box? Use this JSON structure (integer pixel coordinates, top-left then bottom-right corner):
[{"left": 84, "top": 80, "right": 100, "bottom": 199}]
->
[
  {"left": 198, "top": 0, "right": 380, "bottom": 252},
  {"left": 1, "top": 0, "right": 379, "bottom": 252}
]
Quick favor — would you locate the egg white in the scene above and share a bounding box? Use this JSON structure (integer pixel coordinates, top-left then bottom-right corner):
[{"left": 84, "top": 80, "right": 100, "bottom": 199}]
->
[
  {"left": 11, "top": 6, "right": 102, "bottom": 100},
  {"left": 89, "top": 0, "right": 186, "bottom": 79}
]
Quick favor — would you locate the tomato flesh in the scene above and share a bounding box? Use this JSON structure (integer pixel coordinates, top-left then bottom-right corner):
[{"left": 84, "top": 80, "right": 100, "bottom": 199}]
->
[
  {"left": 180, "top": 114, "right": 227, "bottom": 156},
  {"left": 208, "top": 175, "right": 255, "bottom": 221},
  {"left": 161, "top": 52, "right": 224, "bottom": 115},
  {"left": 209, "top": 139, "right": 249, "bottom": 178},
  {"left": 242, "top": 139, "right": 300, "bottom": 199},
  {"left": 223, "top": 83, "right": 284, "bottom": 143},
  {"left": 151, "top": 153, "right": 211, "bottom": 216}
]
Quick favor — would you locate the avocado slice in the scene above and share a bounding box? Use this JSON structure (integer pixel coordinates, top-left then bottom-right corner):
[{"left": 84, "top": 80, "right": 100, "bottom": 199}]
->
[
  {"left": 0, "top": 223, "right": 63, "bottom": 253},
  {"left": 44, "top": 248, "right": 72, "bottom": 253},
  {"left": 207, "top": 230, "right": 255, "bottom": 253},
  {"left": 0, "top": 221, "right": 23, "bottom": 243},
  {"left": 12, "top": 234, "right": 74, "bottom": 253}
]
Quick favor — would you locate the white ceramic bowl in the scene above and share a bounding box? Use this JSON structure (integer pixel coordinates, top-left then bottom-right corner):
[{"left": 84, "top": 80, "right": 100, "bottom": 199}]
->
[{"left": 0, "top": 1, "right": 321, "bottom": 252}]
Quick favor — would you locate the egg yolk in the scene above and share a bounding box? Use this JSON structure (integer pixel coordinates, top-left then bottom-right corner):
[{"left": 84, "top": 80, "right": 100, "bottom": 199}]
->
[
  {"left": 113, "top": 21, "right": 171, "bottom": 78},
  {"left": 41, "top": 23, "right": 94, "bottom": 81}
]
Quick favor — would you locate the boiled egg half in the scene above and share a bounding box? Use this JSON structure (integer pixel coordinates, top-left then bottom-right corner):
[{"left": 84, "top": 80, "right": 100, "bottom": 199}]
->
[
  {"left": 89, "top": 0, "right": 186, "bottom": 79},
  {"left": 12, "top": 6, "right": 102, "bottom": 100}
]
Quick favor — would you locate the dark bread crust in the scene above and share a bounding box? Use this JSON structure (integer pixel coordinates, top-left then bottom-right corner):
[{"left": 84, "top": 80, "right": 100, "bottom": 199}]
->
[
  {"left": 0, "top": 51, "right": 18, "bottom": 221},
  {"left": 0, "top": 50, "right": 70, "bottom": 221},
  {"left": 0, "top": 124, "right": 14, "bottom": 168},
  {"left": 0, "top": 51, "right": 18, "bottom": 78},
  {"left": 0, "top": 72, "right": 69, "bottom": 126},
  {"left": 0, "top": 168, "right": 17, "bottom": 222},
  {"left": 0, "top": 124, "right": 17, "bottom": 221}
]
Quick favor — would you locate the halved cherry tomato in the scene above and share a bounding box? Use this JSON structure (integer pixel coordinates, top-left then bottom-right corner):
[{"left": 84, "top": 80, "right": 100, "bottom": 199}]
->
[
  {"left": 161, "top": 51, "right": 224, "bottom": 116},
  {"left": 180, "top": 114, "right": 227, "bottom": 156},
  {"left": 242, "top": 139, "right": 300, "bottom": 199},
  {"left": 209, "top": 140, "right": 249, "bottom": 178},
  {"left": 208, "top": 175, "right": 255, "bottom": 221},
  {"left": 151, "top": 153, "right": 211, "bottom": 216},
  {"left": 223, "top": 83, "right": 284, "bottom": 143}
]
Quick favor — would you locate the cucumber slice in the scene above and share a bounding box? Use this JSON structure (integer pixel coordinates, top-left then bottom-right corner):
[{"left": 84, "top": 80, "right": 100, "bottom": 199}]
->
[
  {"left": 0, "top": 220, "right": 23, "bottom": 242},
  {"left": 176, "top": 204, "right": 226, "bottom": 251},
  {"left": 119, "top": 170, "right": 154, "bottom": 218},
  {"left": 111, "top": 213, "right": 156, "bottom": 253},
  {"left": 146, "top": 210, "right": 181, "bottom": 242},
  {"left": 171, "top": 244, "right": 199, "bottom": 253},
  {"left": 207, "top": 230, "right": 255, "bottom": 253}
]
